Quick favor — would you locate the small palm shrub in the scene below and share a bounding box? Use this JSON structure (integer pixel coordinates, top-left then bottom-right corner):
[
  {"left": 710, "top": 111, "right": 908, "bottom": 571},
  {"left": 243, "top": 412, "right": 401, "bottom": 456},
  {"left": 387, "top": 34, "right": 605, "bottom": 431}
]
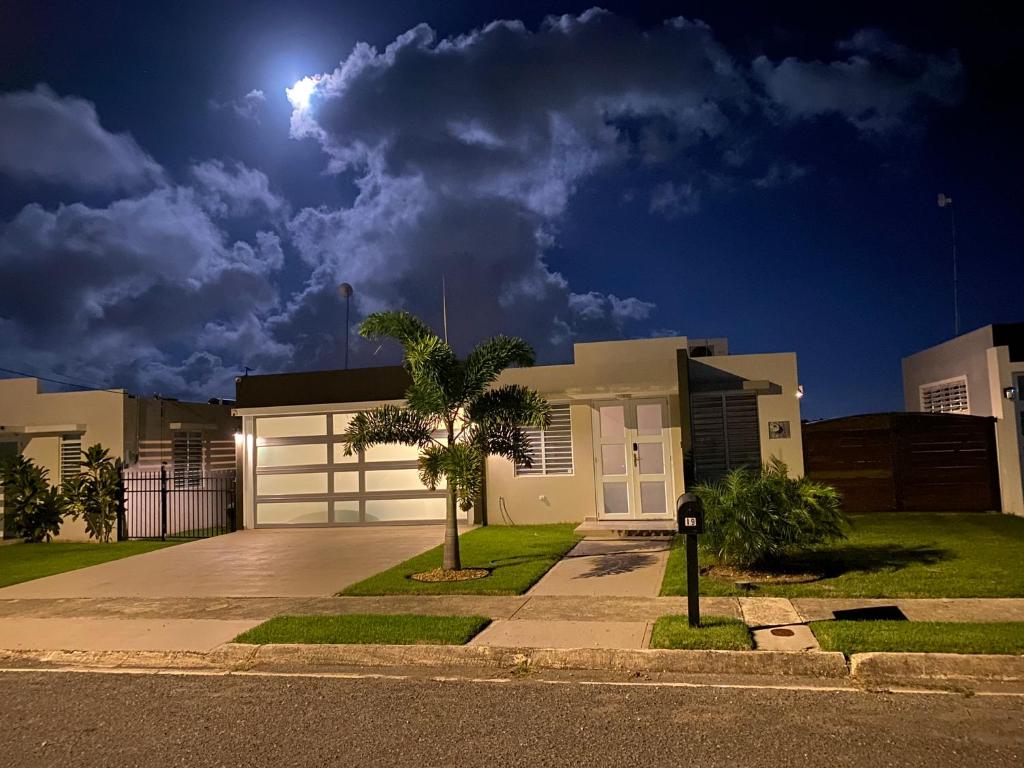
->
[
  {"left": 0, "top": 454, "right": 66, "bottom": 542},
  {"left": 62, "top": 445, "right": 124, "bottom": 543},
  {"left": 694, "top": 458, "right": 846, "bottom": 568}
]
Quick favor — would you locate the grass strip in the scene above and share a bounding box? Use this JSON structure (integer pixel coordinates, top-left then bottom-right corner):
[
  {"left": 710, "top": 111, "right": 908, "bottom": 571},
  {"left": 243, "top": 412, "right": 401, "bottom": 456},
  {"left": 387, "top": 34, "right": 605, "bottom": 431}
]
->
[
  {"left": 650, "top": 615, "right": 753, "bottom": 650},
  {"left": 234, "top": 614, "right": 491, "bottom": 645},
  {"left": 810, "top": 620, "right": 1024, "bottom": 656}
]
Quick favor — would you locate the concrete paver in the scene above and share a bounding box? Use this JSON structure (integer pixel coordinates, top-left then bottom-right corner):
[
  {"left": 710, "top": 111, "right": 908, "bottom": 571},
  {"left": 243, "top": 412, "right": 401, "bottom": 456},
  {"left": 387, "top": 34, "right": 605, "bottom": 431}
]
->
[
  {"left": 739, "top": 597, "right": 802, "bottom": 627},
  {"left": 0, "top": 526, "right": 445, "bottom": 599},
  {"left": 527, "top": 539, "right": 670, "bottom": 597},
  {"left": 471, "top": 619, "right": 650, "bottom": 649},
  {"left": 0, "top": 617, "right": 257, "bottom": 651}
]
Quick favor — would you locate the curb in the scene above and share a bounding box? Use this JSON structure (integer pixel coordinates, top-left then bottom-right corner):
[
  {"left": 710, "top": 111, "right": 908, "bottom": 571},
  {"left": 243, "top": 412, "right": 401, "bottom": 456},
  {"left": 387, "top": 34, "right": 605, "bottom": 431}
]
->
[
  {"left": 850, "top": 652, "right": 1024, "bottom": 683},
  {"left": 0, "top": 643, "right": 847, "bottom": 678}
]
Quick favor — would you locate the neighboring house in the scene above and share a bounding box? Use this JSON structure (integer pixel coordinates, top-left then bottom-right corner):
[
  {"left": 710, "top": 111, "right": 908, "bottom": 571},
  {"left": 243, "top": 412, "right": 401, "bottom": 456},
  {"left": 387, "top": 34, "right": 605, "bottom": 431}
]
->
[
  {"left": 0, "top": 378, "right": 239, "bottom": 540},
  {"left": 902, "top": 323, "right": 1024, "bottom": 515},
  {"left": 233, "top": 336, "right": 803, "bottom": 532}
]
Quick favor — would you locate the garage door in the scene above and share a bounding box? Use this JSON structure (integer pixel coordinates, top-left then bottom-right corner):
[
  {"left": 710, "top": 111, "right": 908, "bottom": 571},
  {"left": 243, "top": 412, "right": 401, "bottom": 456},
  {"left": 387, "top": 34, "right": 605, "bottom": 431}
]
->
[{"left": 253, "top": 413, "right": 457, "bottom": 526}]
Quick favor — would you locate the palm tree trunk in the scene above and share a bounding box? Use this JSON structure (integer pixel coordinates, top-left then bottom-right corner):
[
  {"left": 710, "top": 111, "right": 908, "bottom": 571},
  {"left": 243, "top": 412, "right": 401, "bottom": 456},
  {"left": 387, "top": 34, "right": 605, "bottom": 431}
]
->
[{"left": 442, "top": 486, "right": 462, "bottom": 570}]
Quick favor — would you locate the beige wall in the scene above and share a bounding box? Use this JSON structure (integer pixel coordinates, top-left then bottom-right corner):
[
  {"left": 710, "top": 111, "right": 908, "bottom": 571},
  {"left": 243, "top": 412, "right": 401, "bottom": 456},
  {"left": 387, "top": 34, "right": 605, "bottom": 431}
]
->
[
  {"left": 902, "top": 326, "right": 995, "bottom": 416},
  {"left": 986, "top": 348, "right": 1024, "bottom": 516},
  {"left": 485, "top": 339, "right": 802, "bottom": 525},
  {"left": 0, "top": 378, "right": 127, "bottom": 541},
  {"left": 690, "top": 352, "right": 805, "bottom": 476}
]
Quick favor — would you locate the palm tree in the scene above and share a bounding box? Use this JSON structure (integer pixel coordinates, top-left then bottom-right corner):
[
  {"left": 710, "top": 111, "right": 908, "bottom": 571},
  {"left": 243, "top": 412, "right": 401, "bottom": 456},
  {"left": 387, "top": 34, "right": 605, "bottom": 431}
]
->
[{"left": 341, "top": 311, "right": 550, "bottom": 571}]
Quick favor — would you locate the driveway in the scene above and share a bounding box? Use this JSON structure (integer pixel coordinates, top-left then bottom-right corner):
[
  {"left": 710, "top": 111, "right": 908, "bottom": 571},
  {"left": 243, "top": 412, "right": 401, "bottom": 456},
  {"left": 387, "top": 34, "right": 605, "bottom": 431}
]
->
[{"left": 0, "top": 527, "right": 445, "bottom": 599}]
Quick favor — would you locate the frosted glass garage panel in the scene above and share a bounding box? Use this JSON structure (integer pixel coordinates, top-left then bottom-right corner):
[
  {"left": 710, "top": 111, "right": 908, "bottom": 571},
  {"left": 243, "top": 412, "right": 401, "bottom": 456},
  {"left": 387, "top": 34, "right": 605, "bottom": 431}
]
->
[
  {"left": 332, "top": 413, "right": 355, "bottom": 434},
  {"left": 332, "top": 443, "right": 358, "bottom": 464},
  {"left": 364, "top": 498, "right": 447, "bottom": 522},
  {"left": 257, "top": 444, "right": 327, "bottom": 467},
  {"left": 257, "top": 415, "right": 327, "bottom": 438},
  {"left": 257, "top": 472, "right": 328, "bottom": 496},
  {"left": 365, "top": 442, "right": 420, "bottom": 462},
  {"left": 257, "top": 501, "right": 329, "bottom": 524},
  {"left": 333, "top": 500, "right": 360, "bottom": 522},
  {"left": 333, "top": 470, "right": 360, "bottom": 493},
  {"left": 365, "top": 468, "right": 430, "bottom": 492}
]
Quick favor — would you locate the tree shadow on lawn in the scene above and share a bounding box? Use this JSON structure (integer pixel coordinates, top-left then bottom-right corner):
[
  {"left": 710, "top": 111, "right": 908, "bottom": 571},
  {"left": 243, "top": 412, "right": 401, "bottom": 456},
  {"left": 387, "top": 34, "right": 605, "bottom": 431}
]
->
[{"left": 760, "top": 543, "right": 952, "bottom": 581}]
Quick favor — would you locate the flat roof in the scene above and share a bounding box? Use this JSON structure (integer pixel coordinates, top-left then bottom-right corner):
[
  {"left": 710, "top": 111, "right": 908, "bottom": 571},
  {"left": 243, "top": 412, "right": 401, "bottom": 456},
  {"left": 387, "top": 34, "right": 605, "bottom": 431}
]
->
[{"left": 235, "top": 366, "right": 411, "bottom": 408}]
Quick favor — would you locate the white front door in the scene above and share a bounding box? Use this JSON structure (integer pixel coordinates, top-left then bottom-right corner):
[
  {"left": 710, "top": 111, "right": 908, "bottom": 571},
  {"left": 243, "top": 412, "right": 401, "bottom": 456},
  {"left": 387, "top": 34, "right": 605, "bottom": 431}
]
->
[{"left": 594, "top": 398, "right": 673, "bottom": 520}]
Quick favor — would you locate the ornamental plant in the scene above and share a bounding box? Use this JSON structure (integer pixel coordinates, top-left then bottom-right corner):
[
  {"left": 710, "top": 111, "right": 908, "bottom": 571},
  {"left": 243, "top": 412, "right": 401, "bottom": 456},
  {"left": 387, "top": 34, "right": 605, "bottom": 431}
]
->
[
  {"left": 62, "top": 444, "right": 124, "bottom": 543},
  {"left": 340, "top": 311, "right": 549, "bottom": 571},
  {"left": 694, "top": 458, "right": 846, "bottom": 568},
  {"left": 0, "top": 454, "right": 65, "bottom": 542}
]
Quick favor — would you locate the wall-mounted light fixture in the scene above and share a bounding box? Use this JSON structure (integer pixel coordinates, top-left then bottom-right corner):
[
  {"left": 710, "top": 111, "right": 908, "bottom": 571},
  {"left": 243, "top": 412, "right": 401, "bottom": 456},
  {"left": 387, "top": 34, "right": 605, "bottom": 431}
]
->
[
  {"left": 795, "top": 385, "right": 805, "bottom": 399},
  {"left": 233, "top": 431, "right": 244, "bottom": 445},
  {"left": 1004, "top": 386, "right": 1018, "bottom": 401}
]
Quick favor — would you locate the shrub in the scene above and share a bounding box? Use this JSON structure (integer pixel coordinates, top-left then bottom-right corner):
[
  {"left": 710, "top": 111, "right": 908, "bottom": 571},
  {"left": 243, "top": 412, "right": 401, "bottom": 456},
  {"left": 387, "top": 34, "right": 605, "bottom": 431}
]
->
[
  {"left": 694, "top": 458, "right": 846, "bottom": 568},
  {"left": 0, "top": 454, "right": 66, "bottom": 542},
  {"left": 62, "top": 444, "right": 124, "bottom": 543}
]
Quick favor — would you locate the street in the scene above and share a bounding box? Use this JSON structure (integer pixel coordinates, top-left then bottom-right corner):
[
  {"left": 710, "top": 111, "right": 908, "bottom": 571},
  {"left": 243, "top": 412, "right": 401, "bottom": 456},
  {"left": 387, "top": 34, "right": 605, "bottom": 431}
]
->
[{"left": 0, "top": 670, "right": 1020, "bottom": 767}]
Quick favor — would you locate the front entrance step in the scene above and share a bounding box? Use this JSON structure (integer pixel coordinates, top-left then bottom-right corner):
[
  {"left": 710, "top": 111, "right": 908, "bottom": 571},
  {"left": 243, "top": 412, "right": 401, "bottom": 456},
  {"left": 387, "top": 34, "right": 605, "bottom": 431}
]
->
[{"left": 574, "top": 518, "right": 678, "bottom": 539}]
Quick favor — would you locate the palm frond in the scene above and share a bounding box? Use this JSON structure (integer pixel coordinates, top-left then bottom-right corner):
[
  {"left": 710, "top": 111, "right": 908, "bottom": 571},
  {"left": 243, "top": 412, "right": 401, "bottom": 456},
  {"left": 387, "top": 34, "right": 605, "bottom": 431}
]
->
[
  {"left": 468, "top": 423, "right": 534, "bottom": 468},
  {"left": 359, "top": 311, "right": 435, "bottom": 346},
  {"left": 462, "top": 336, "right": 535, "bottom": 399},
  {"left": 467, "top": 384, "right": 550, "bottom": 429},
  {"left": 340, "top": 405, "right": 436, "bottom": 456}
]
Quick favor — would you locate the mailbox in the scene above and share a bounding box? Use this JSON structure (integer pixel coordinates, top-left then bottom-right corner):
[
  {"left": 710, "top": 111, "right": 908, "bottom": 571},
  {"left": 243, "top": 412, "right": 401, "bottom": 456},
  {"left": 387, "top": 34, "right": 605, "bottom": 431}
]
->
[{"left": 676, "top": 492, "right": 704, "bottom": 535}]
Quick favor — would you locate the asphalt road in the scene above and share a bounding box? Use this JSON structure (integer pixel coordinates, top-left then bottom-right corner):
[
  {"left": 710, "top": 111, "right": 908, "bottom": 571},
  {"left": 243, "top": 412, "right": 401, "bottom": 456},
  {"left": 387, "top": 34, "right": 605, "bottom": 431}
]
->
[{"left": 0, "top": 670, "right": 1021, "bottom": 767}]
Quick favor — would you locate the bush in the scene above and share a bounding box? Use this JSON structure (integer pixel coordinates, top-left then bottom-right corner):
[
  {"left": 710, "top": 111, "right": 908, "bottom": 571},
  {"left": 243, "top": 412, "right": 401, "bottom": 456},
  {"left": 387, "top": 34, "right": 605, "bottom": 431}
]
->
[
  {"left": 694, "top": 458, "right": 846, "bottom": 568},
  {"left": 62, "top": 445, "right": 124, "bottom": 543},
  {"left": 0, "top": 454, "right": 66, "bottom": 542}
]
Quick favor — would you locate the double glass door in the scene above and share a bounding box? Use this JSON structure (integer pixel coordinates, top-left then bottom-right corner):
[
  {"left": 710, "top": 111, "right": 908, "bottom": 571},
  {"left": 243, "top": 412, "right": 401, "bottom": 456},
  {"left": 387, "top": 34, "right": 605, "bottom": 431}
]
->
[{"left": 595, "top": 398, "right": 672, "bottom": 519}]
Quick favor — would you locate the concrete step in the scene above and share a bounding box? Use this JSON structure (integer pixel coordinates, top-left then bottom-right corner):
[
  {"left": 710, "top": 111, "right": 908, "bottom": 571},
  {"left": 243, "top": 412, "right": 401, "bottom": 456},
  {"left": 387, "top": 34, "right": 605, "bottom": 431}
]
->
[{"left": 574, "top": 518, "right": 678, "bottom": 539}]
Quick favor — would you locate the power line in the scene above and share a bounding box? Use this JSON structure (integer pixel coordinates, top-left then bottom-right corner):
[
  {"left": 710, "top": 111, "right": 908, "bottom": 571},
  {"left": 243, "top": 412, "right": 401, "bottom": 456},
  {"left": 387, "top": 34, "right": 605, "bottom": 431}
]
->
[{"left": 0, "top": 365, "right": 129, "bottom": 396}]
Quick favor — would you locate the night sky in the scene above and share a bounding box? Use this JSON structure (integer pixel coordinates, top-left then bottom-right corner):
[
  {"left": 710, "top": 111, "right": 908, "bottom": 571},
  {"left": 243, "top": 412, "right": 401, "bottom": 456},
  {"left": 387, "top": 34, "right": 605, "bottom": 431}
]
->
[{"left": 1, "top": 1, "right": 1020, "bottom": 419}]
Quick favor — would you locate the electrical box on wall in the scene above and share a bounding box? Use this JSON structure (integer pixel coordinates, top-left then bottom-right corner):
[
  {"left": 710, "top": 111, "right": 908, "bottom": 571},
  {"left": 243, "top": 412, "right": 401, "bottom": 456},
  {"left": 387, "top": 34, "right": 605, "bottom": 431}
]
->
[{"left": 768, "top": 420, "right": 791, "bottom": 439}]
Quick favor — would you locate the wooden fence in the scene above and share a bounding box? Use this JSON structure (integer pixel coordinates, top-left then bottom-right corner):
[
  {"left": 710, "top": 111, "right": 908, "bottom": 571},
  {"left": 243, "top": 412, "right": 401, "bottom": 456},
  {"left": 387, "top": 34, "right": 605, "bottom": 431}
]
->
[{"left": 803, "top": 413, "right": 1001, "bottom": 512}]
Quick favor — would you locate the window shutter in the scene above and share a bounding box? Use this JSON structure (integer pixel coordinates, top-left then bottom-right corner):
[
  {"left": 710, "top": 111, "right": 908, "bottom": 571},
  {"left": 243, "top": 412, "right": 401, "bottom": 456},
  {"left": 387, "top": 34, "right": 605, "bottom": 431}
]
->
[
  {"left": 920, "top": 378, "right": 969, "bottom": 414},
  {"left": 515, "top": 404, "right": 573, "bottom": 476},
  {"left": 59, "top": 436, "right": 82, "bottom": 483},
  {"left": 172, "top": 431, "right": 204, "bottom": 488}
]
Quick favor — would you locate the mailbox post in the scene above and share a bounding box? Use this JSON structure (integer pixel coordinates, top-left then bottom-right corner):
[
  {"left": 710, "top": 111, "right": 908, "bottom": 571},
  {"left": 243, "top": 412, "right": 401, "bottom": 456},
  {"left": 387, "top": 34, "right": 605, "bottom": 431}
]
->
[{"left": 676, "top": 492, "right": 704, "bottom": 628}]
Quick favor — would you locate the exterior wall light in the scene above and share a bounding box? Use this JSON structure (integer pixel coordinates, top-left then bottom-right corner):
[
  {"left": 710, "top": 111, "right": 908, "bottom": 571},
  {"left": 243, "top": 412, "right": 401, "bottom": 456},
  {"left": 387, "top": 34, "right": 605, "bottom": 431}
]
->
[
  {"left": 1005, "top": 386, "right": 1018, "bottom": 401},
  {"left": 796, "top": 385, "right": 805, "bottom": 399}
]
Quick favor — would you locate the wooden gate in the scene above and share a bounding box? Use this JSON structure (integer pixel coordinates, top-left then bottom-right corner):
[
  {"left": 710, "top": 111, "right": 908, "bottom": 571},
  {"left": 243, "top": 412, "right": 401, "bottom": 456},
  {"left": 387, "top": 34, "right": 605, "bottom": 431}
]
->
[{"left": 803, "top": 413, "right": 1001, "bottom": 512}]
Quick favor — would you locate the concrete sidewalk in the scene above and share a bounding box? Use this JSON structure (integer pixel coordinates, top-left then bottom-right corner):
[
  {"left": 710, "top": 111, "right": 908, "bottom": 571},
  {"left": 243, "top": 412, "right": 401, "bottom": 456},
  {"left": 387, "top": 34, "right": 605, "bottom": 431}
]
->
[{"left": 2, "top": 594, "right": 1022, "bottom": 653}]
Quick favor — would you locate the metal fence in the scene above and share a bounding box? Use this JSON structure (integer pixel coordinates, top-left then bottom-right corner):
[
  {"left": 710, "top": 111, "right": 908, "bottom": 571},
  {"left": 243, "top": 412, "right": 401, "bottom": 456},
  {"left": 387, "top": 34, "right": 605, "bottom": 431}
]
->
[{"left": 121, "top": 467, "right": 236, "bottom": 540}]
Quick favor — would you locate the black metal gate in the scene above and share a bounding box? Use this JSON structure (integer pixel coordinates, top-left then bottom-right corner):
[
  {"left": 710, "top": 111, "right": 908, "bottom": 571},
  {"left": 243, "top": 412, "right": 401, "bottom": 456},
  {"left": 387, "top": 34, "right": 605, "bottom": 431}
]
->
[{"left": 120, "top": 467, "right": 236, "bottom": 540}]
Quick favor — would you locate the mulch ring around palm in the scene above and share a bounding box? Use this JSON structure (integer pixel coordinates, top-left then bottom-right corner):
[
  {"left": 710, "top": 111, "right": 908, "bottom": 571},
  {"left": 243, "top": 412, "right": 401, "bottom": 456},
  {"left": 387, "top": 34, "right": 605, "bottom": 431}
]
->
[
  {"left": 702, "top": 564, "right": 821, "bottom": 585},
  {"left": 410, "top": 568, "right": 490, "bottom": 583}
]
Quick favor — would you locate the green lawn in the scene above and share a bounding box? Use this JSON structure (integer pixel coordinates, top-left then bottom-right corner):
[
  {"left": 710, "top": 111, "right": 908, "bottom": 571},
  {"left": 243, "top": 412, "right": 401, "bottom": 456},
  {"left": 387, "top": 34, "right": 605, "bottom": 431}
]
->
[
  {"left": 649, "top": 615, "right": 753, "bottom": 650},
  {"left": 234, "top": 614, "right": 491, "bottom": 645},
  {"left": 811, "top": 620, "right": 1024, "bottom": 656},
  {"left": 661, "top": 513, "right": 1024, "bottom": 598},
  {"left": 0, "top": 540, "right": 179, "bottom": 589},
  {"left": 340, "top": 524, "right": 580, "bottom": 595}
]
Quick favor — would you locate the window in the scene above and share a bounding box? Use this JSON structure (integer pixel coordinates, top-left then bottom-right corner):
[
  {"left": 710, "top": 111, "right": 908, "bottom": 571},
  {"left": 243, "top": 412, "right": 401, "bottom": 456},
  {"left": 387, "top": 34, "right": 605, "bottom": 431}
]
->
[
  {"left": 920, "top": 377, "right": 970, "bottom": 414},
  {"left": 172, "top": 431, "right": 204, "bottom": 488},
  {"left": 59, "top": 435, "right": 82, "bottom": 482},
  {"left": 515, "top": 403, "right": 573, "bottom": 476}
]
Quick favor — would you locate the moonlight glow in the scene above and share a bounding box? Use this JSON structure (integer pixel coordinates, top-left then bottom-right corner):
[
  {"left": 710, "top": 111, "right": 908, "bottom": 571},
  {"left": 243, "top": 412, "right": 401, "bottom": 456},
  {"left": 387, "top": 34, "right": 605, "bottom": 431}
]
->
[{"left": 286, "top": 76, "right": 318, "bottom": 109}]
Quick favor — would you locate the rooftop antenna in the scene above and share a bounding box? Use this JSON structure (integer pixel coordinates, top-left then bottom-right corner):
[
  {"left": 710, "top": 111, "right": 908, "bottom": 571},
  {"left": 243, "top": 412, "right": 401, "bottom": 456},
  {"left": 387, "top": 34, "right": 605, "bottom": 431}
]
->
[
  {"left": 339, "top": 282, "right": 354, "bottom": 368},
  {"left": 242, "top": 366, "right": 252, "bottom": 377},
  {"left": 937, "top": 194, "right": 959, "bottom": 336},
  {"left": 442, "top": 274, "right": 449, "bottom": 344}
]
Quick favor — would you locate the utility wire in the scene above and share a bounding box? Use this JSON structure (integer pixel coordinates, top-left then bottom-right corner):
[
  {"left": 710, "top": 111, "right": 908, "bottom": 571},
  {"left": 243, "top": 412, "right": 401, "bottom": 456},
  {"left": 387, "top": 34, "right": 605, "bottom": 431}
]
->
[{"left": 0, "top": 365, "right": 128, "bottom": 396}]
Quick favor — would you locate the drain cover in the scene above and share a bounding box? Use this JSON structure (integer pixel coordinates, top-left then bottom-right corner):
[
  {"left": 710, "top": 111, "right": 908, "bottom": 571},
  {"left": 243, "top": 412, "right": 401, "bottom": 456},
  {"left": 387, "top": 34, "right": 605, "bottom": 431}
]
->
[{"left": 770, "top": 627, "right": 795, "bottom": 637}]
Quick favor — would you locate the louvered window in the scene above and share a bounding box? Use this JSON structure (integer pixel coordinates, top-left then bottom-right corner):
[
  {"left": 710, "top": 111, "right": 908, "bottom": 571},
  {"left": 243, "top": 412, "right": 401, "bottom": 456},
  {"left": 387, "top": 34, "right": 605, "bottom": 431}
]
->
[
  {"left": 691, "top": 393, "right": 761, "bottom": 483},
  {"left": 172, "top": 431, "right": 204, "bottom": 489},
  {"left": 59, "top": 436, "right": 82, "bottom": 482},
  {"left": 920, "top": 377, "right": 969, "bottom": 414},
  {"left": 515, "top": 404, "right": 573, "bottom": 476}
]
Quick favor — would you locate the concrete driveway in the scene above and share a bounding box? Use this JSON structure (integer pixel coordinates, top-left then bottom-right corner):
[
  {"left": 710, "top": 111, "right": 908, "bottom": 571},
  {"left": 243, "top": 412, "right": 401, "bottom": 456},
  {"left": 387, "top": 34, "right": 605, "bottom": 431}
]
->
[{"left": 0, "top": 527, "right": 445, "bottom": 599}]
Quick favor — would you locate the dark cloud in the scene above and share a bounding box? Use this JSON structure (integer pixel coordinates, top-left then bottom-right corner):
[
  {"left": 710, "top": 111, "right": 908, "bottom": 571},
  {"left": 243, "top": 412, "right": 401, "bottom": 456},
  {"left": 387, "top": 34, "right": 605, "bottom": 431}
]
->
[
  {"left": 0, "top": 86, "right": 164, "bottom": 190},
  {"left": 0, "top": 11, "right": 966, "bottom": 398},
  {"left": 753, "top": 29, "right": 964, "bottom": 133}
]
